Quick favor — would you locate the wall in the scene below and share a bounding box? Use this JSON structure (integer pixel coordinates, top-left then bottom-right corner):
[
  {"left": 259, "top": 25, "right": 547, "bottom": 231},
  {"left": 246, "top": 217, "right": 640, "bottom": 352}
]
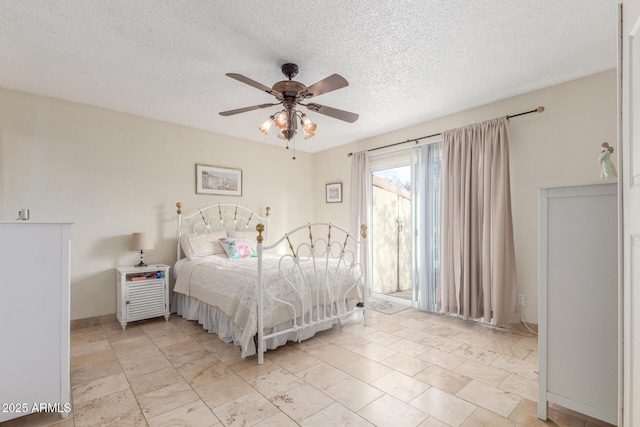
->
[
  {"left": 313, "top": 69, "right": 617, "bottom": 323},
  {"left": 0, "top": 88, "right": 314, "bottom": 320}
]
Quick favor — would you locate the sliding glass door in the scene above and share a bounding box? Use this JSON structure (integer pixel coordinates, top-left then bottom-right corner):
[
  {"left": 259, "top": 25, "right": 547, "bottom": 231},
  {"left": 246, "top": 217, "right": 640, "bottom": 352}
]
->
[{"left": 368, "top": 142, "right": 441, "bottom": 310}]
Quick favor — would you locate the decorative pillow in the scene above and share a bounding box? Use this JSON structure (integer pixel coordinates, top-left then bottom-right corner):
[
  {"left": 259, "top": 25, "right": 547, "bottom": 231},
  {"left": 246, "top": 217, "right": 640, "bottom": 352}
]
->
[
  {"left": 219, "top": 237, "right": 257, "bottom": 259},
  {"left": 180, "top": 231, "right": 227, "bottom": 260},
  {"left": 229, "top": 230, "right": 260, "bottom": 251}
]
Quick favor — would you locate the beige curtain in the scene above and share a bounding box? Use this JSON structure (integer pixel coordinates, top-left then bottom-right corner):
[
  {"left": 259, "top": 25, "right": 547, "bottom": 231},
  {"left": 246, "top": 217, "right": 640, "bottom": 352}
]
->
[
  {"left": 349, "top": 151, "right": 370, "bottom": 261},
  {"left": 439, "top": 117, "right": 519, "bottom": 325}
]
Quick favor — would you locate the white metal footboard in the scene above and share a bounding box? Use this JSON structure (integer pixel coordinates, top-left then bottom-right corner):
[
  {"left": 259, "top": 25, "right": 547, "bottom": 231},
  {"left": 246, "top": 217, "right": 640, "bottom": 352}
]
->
[{"left": 255, "top": 222, "right": 368, "bottom": 365}]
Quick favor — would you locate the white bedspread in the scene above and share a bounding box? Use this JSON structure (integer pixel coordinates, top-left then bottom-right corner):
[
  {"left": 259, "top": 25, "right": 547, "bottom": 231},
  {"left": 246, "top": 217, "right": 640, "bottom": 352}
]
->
[{"left": 173, "top": 252, "right": 362, "bottom": 356}]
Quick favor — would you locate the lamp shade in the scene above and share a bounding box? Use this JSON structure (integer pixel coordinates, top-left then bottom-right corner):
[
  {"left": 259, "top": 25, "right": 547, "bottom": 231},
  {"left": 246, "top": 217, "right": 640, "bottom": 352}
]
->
[{"left": 129, "top": 232, "right": 154, "bottom": 251}]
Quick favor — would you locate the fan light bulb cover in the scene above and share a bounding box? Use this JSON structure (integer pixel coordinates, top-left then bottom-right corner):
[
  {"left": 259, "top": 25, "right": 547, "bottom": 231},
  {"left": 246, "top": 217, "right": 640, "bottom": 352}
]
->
[
  {"left": 274, "top": 113, "right": 288, "bottom": 129},
  {"left": 258, "top": 117, "right": 274, "bottom": 135},
  {"left": 277, "top": 130, "right": 285, "bottom": 140},
  {"left": 304, "top": 131, "right": 315, "bottom": 140}
]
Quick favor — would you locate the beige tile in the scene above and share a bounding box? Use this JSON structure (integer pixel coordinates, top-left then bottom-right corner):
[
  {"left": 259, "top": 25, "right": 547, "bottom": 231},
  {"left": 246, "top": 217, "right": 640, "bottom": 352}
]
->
[
  {"left": 269, "top": 383, "right": 334, "bottom": 423},
  {"left": 128, "top": 366, "right": 185, "bottom": 397},
  {"left": 70, "top": 348, "right": 117, "bottom": 371},
  {"left": 116, "top": 342, "right": 165, "bottom": 362},
  {"left": 394, "top": 326, "right": 433, "bottom": 343},
  {"left": 195, "top": 373, "right": 254, "bottom": 409},
  {"left": 321, "top": 329, "right": 371, "bottom": 348},
  {"left": 70, "top": 359, "right": 124, "bottom": 386},
  {"left": 363, "top": 329, "right": 403, "bottom": 346},
  {"left": 454, "top": 359, "right": 510, "bottom": 387},
  {"left": 0, "top": 410, "right": 73, "bottom": 427},
  {"left": 119, "top": 351, "right": 173, "bottom": 377},
  {"left": 491, "top": 355, "right": 538, "bottom": 380},
  {"left": 137, "top": 381, "right": 200, "bottom": 419},
  {"left": 419, "top": 348, "right": 468, "bottom": 370},
  {"left": 340, "top": 357, "right": 393, "bottom": 382},
  {"left": 313, "top": 345, "right": 361, "bottom": 367},
  {"left": 170, "top": 349, "right": 221, "bottom": 372},
  {"left": 104, "top": 324, "right": 148, "bottom": 343},
  {"left": 420, "top": 334, "right": 463, "bottom": 352},
  {"left": 453, "top": 344, "right": 500, "bottom": 364},
  {"left": 409, "top": 387, "right": 477, "bottom": 427},
  {"left": 424, "top": 324, "right": 463, "bottom": 339},
  {"left": 254, "top": 411, "right": 299, "bottom": 426},
  {"left": 95, "top": 410, "right": 147, "bottom": 426},
  {"left": 300, "top": 402, "right": 373, "bottom": 426},
  {"left": 147, "top": 399, "right": 221, "bottom": 426},
  {"left": 369, "top": 320, "right": 406, "bottom": 334},
  {"left": 246, "top": 367, "right": 305, "bottom": 399},
  {"left": 380, "top": 352, "right": 432, "bottom": 376},
  {"left": 392, "top": 338, "right": 432, "bottom": 357},
  {"left": 70, "top": 325, "right": 106, "bottom": 346},
  {"left": 460, "top": 407, "right": 517, "bottom": 427},
  {"left": 152, "top": 331, "right": 194, "bottom": 350},
  {"left": 70, "top": 339, "right": 112, "bottom": 358},
  {"left": 73, "top": 389, "right": 141, "bottom": 426},
  {"left": 351, "top": 342, "right": 398, "bottom": 362},
  {"left": 213, "top": 391, "right": 280, "bottom": 426},
  {"left": 269, "top": 348, "right": 323, "bottom": 374},
  {"left": 110, "top": 335, "right": 154, "bottom": 355},
  {"left": 456, "top": 380, "right": 521, "bottom": 418},
  {"left": 414, "top": 365, "right": 472, "bottom": 395},
  {"left": 140, "top": 319, "right": 182, "bottom": 338},
  {"left": 296, "top": 361, "right": 350, "bottom": 390},
  {"left": 229, "top": 357, "right": 280, "bottom": 380},
  {"left": 452, "top": 331, "right": 494, "bottom": 348},
  {"left": 499, "top": 373, "right": 538, "bottom": 402},
  {"left": 206, "top": 343, "right": 244, "bottom": 366},
  {"left": 71, "top": 372, "right": 130, "bottom": 405},
  {"left": 371, "top": 370, "right": 431, "bottom": 402},
  {"left": 181, "top": 360, "right": 233, "bottom": 388},
  {"left": 417, "top": 416, "right": 451, "bottom": 427},
  {"left": 323, "top": 377, "right": 384, "bottom": 412},
  {"left": 359, "top": 394, "right": 428, "bottom": 427},
  {"left": 484, "top": 338, "right": 533, "bottom": 360}
]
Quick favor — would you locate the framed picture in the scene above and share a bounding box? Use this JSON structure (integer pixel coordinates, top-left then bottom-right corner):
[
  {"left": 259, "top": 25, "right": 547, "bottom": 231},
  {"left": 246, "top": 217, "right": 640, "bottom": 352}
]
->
[
  {"left": 326, "top": 182, "right": 342, "bottom": 203},
  {"left": 196, "top": 164, "right": 242, "bottom": 196}
]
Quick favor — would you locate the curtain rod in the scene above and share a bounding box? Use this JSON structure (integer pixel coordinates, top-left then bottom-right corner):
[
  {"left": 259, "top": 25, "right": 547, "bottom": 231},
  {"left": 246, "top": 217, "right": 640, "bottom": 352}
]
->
[{"left": 347, "top": 106, "right": 545, "bottom": 157}]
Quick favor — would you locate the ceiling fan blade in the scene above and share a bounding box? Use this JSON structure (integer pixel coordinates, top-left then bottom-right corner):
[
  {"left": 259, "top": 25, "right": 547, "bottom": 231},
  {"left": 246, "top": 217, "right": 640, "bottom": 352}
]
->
[
  {"left": 305, "top": 103, "right": 359, "bottom": 123},
  {"left": 305, "top": 74, "right": 349, "bottom": 98},
  {"left": 226, "top": 73, "right": 282, "bottom": 98},
  {"left": 219, "top": 103, "right": 279, "bottom": 116}
]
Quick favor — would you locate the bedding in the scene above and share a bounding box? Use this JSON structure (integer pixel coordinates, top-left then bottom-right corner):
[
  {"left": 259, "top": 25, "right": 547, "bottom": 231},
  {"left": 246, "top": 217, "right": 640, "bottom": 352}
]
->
[{"left": 173, "top": 251, "right": 362, "bottom": 357}]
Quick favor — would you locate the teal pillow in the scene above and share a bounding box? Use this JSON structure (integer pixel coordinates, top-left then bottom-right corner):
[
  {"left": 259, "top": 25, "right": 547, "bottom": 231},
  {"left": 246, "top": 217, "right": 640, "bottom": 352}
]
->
[{"left": 219, "top": 237, "right": 257, "bottom": 259}]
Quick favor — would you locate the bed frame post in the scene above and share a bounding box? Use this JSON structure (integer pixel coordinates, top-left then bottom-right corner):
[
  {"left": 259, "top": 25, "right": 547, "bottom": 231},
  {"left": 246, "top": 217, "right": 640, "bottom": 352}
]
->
[
  {"left": 176, "top": 202, "right": 183, "bottom": 263},
  {"left": 256, "top": 223, "right": 265, "bottom": 365},
  {"left": 361, "top": 224, "right": 370, "bottom": 327}
]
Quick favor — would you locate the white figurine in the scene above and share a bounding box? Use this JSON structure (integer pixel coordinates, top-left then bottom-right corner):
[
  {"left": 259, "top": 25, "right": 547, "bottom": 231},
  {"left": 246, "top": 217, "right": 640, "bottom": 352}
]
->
[{"left": 599, "top": 142, "right": 617, "bottom": 179}]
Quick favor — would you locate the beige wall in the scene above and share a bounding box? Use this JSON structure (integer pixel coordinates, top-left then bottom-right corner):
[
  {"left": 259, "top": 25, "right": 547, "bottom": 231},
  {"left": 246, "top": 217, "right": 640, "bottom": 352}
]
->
[
  {"left": 0, "top": 69, "right": 617, "bottom": 322},
  {"left": 313, "top": 69, "right": 617, "bottom": 323},
  {"left": 0, "top": 88, "right": 314, "bottom": 320}
]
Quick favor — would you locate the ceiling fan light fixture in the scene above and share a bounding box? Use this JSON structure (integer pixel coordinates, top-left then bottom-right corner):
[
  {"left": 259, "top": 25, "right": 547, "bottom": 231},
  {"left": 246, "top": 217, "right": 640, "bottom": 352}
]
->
[
  {"left": 274, "top": 112, "right": 288, "bottom": 129},
  {"left": 258, "top": 116, "right": 274, "bottom": 135},
  {"left": 304, "top": 131, "right": 315, "bottom": 140},
  {"left": 301, "top": 114, "right": 317, "bottom": 133}
]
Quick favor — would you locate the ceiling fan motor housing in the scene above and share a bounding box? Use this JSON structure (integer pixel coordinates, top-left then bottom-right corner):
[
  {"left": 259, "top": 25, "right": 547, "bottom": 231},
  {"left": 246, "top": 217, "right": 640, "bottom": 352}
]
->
[{"left": 281, "top": 63, "right": 299, "bottom": 79}]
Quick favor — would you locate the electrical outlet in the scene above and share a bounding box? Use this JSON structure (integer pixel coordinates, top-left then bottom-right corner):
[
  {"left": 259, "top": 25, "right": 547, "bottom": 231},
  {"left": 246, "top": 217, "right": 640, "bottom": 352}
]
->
[{"left": 518, "top": 294, "right": 525, "bottom": 307}]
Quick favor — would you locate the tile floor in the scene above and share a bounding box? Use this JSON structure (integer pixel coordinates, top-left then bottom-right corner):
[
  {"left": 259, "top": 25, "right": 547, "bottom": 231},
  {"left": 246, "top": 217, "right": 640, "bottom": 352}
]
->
[{"left": 3, "top": 308, "right": 615, "bottom": 427}]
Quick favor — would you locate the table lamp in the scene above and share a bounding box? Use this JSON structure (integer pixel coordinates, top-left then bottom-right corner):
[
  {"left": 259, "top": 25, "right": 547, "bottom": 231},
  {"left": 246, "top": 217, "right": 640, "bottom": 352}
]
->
[{"left": 129, "top": 232, "right": 154, "bottom": 267}]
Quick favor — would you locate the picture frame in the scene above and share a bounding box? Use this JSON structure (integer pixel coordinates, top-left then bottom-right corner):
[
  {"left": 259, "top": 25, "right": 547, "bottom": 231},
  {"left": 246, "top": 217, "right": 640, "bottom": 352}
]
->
[
  {"left": 326, "top": 182, "right": 343, "bottom": 203},
  {"left": 196, "top": 164, "right": 242, "bottom": 196}
]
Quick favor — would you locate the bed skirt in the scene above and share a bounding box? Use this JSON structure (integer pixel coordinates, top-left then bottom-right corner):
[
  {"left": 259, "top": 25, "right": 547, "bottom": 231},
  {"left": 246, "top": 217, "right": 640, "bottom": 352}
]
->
[{"left": 171, "top": 293, "right": 340, "bottom": 358}]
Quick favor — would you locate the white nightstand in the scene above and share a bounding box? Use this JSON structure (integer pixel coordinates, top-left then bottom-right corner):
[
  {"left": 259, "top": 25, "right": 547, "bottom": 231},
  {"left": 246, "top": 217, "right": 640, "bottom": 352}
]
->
[{"left": 116, "top": 264, "right": 170, "bottom": 329}]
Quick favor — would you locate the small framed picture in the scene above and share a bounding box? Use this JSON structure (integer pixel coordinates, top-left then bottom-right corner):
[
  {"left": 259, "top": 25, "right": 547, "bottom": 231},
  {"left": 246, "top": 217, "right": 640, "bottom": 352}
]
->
[
  {"left": 196, "top": 164, "right": 242, "bottom": 196},
  {"left": 326, "top": 182, "right": 343, "bottom": 203}
]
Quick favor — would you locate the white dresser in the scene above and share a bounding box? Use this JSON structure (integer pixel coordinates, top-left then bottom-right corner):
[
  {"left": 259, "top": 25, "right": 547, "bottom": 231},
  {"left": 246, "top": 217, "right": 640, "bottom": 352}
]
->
[
  {"left": 0, "top": 222, "right": 71, "bottom": 422},
  {"left": 537, "top": 181, "right": 618, "bottom": 425}
]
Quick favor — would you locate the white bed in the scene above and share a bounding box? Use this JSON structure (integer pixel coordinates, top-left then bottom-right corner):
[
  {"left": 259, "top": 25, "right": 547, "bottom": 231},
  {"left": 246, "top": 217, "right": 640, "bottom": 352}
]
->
[{"left": 171, "top": 203, "right": 368, "bottom": 363}]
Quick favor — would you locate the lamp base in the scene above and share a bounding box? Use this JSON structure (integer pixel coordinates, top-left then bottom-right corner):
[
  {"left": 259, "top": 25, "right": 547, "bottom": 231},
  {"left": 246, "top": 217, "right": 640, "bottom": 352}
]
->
[{"left": 134, "top": 261, "right": 148, "bottom": 268}]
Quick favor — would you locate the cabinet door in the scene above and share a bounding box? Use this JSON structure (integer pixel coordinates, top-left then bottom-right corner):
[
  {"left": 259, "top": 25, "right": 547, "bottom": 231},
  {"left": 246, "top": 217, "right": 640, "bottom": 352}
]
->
[
  {"left": 125, "top": 280, "right": 166, "bottom": 321},
  {"left": 0, "top": 223, "right": 67, "bottom": 422}
]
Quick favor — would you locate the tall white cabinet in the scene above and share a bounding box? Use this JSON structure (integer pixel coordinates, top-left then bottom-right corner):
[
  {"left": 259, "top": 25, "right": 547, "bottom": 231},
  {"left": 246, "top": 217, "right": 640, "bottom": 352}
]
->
[
  {"left": 537, "top": 181, "right": 618, "bottom": 425},
  {"left": 0, "top": 222, "right": 71, "bottom": 422}
]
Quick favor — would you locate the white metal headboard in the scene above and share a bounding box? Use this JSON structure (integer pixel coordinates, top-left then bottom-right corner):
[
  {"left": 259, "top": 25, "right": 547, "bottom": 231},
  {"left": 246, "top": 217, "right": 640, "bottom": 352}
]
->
[{"left": 175, "top": 202, "right": 270, "bottom": 262}]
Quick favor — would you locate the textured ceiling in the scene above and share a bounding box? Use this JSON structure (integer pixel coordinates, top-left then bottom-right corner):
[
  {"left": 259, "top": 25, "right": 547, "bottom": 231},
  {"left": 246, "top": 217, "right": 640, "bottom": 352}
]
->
[{"left": 0, "top": 1, "right": 618, "bottom": 153}]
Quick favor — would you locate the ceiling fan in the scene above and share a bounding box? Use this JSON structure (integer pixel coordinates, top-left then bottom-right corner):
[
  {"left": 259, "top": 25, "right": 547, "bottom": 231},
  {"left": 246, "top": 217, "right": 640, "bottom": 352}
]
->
[{"left": 219, "top": 63, "right": 359, "bottom": 150}]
